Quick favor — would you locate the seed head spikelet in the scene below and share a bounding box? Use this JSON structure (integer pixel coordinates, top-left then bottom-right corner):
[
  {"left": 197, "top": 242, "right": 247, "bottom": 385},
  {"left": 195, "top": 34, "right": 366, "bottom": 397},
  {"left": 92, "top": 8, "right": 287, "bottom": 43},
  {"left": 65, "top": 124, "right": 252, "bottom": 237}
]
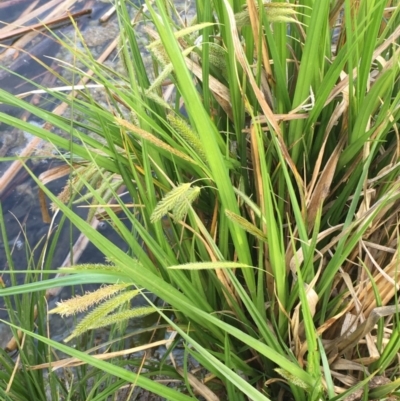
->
[
  {"left": 87, "top": 307, "right": 156, "bottom": 330},
  {"left": 59, "top": 263, "right": 125, "bottom": 273},
  {"left": 225, "top": 209, "right": 267, "bottom": 242},
  {"left": 151, "top": 183, "right": 201, "bottom": 222},
  {"left": 235, "top": 3, "right": 305, "bottom": 29},
  {"left": 275, "top": 368, "right": 311, "bottom": 390},
  {"left": 64, "top": 289, "right": 141, "bottom": 342},
  {"left": 208, "top": 43, "right": 228, "bottom": 71},
  {"left": 147, "top": 46, "right": 196, "bottom": 93},
  {"left": 144, "top": 91, "right": 172, "bottom": 110},
  {"left": 172, "top": 186, "right": 201, "bottom": 221},
  {"left": 49, "top": 284, "right": 129, "bottom": 317},
  {"left": 167, "top": 113, "right": 207, "bottom": 163}
]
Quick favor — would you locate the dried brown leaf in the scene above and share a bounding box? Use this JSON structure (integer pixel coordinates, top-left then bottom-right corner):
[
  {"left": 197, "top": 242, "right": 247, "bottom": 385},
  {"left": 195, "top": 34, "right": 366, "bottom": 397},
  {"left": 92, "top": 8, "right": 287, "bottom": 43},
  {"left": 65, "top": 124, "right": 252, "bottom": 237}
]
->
[
  {"left": 306, "top": 135, "right": 346, "bottom": 230},
  {"left": 176, "top": 367, "right": 220, "bottom": 401}
]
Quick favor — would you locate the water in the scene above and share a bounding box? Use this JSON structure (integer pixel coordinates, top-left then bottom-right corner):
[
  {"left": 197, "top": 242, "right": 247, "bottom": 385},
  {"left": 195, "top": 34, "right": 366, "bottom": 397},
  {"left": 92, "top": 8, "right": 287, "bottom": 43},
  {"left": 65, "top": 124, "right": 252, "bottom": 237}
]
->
[{"left": 0, "top": 0, "right": 143, "bottom": 347}]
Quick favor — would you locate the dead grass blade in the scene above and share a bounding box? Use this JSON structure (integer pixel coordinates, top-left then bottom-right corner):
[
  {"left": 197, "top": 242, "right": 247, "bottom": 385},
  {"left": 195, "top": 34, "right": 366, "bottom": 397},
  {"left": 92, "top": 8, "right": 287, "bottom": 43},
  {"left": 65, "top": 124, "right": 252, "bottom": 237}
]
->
[
  {"left": 306, "top": 135, "right": 346, "bottom": 230},
  {"left": 324, "top": 305, "right": 400, "bottom": 359},
  {"left": 184, "top": 56, "right": 233, "bottom": 120},
  {"left": 245, "top": 0, "right": 274, "bottom": 84},
  {"left": 306, "top": 71, "right": 349, "bottom": 201},
  {"left": 30, "top": 339, "right": 170, "bottom": 371},
  {"left": 176, "top": 367, "right": 220, "bottom": 401},
  {"left": 325, "top": 25, "right": 400, "bottom": 107},
  {"left": 356, "top": 249, "right": 400, "bottom": 317}
]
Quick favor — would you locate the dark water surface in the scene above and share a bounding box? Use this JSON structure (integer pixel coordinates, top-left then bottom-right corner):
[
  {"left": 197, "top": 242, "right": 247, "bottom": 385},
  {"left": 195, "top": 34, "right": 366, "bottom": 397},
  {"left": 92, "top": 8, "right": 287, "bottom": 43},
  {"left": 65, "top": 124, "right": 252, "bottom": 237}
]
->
[{"left": 0, "top": 0, "right": 143, "bottom": 347}]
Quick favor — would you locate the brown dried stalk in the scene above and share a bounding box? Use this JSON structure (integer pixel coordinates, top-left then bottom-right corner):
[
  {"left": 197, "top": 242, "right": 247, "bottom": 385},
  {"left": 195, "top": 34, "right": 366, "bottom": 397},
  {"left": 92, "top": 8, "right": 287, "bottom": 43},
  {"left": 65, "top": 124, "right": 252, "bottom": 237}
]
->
[{"left": 0, "top": 9, "right": 92, "bottom": 42}]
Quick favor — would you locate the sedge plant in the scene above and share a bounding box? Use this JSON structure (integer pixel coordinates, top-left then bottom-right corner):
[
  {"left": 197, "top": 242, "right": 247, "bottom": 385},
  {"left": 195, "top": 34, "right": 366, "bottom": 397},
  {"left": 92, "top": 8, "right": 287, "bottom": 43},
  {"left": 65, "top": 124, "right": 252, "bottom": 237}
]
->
[{"left": 0, "top": 0, "right": 400, "bottom": 399}]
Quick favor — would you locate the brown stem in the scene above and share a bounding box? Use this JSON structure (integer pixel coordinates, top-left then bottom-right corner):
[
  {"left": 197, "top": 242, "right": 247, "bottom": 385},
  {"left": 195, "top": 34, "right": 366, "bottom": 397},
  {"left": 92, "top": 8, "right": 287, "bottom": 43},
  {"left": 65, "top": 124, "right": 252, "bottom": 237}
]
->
[{"left": 0, "top": 9, "right": 92, "bottom": 42}]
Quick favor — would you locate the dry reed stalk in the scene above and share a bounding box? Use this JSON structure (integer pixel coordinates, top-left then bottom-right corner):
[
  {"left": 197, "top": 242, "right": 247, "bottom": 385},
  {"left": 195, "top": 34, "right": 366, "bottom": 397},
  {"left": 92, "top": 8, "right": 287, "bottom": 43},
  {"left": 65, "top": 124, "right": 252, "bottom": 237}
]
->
[
  {"left": 99, "top": 4, "right": 117, "bottom": 23},
  {"left": 0, "top": 0, "right": 63, "bottom": 35},
  {"left": 0, "top": 138, "right": 43, "bottom": 198},
  {"left": 0, "top": 0, "right": 81, "bottom": 66},
  {"left": 0, "top": 9, "right": 92, "bottom": 42},
  {"left": 30, "top": 339, "right": 170, "bottom": 371},
  {"left": 356, "top": 249, "right": 400, "bottom": 317}
]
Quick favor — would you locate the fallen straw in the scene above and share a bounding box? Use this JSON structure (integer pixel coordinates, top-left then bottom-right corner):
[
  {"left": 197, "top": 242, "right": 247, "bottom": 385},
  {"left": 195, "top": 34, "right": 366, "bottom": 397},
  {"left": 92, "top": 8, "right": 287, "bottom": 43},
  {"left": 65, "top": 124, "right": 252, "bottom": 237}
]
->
[
  {"left": 0, "top": 9, "right": 92, "bottom": 42},
  {"left": 99, "top": 4, "right": 117, "bottom": 23},
  {"left": 0, "top": 0, "right": 36, "bottom": 10}
]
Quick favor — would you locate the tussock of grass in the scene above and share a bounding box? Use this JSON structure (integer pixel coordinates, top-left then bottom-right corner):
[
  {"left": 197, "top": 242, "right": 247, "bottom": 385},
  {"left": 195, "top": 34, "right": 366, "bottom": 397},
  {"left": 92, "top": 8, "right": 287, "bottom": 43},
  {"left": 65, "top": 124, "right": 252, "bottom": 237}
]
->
[{"left": 0, "top": 0, "right": 399, "bottom": 400}]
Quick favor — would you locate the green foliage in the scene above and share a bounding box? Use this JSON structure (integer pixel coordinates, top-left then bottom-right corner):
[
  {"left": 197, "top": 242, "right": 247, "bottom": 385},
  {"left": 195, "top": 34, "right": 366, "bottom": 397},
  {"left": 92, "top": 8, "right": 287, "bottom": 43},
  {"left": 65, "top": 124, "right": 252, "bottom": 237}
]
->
[{"left": 0, "top": 0, "right": 399, "bottom": 399}]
